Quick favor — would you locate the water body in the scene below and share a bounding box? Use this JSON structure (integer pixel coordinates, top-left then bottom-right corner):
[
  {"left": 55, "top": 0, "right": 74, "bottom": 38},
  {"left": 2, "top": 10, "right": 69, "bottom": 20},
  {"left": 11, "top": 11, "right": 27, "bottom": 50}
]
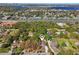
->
[
  {"left": 50, "top": 7, "right": 79, "bottom": 10},
  {"left": 8, "top": 6, "right": 79, "bottom": 10}
]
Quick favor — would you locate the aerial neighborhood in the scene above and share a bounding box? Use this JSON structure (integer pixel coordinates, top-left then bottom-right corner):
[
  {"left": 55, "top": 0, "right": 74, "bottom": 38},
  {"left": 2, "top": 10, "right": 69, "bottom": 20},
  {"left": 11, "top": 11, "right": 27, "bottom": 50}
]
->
[{"left": 0, "top": 4, "right": 79, "bottom": 55}]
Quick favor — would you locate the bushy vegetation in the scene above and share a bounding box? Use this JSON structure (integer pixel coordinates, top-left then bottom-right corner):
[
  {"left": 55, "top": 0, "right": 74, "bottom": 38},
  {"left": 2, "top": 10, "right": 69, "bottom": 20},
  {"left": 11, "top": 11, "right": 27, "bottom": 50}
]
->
[{"left": 0, "top": 21, "right": 79, "bottom": 55}]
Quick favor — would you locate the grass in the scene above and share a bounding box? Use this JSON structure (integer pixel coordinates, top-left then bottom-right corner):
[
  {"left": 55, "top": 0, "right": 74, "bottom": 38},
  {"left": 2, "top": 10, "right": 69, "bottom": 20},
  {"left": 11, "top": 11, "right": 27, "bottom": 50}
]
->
[{"left": 0, "top": 47, "right": 10, "bottom": 53}]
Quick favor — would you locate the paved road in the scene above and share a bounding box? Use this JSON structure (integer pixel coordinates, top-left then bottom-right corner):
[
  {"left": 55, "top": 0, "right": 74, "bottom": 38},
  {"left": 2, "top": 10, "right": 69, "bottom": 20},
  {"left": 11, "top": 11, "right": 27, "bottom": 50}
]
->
[{"left": 0, "top": 19, "right": 79, "bottom": 23}]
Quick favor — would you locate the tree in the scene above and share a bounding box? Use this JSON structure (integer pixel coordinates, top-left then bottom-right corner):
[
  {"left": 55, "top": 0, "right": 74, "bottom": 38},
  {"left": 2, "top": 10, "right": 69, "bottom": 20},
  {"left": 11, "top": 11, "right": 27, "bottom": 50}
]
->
[
  {"left": 6, "top": 35, "right": 14, "bottom": 45},
  {"left": 9, "top": 29, "right": 20, "bottom": 37},
  {"left": 19, "top": 32, "right": 29, "bottom": 41}
]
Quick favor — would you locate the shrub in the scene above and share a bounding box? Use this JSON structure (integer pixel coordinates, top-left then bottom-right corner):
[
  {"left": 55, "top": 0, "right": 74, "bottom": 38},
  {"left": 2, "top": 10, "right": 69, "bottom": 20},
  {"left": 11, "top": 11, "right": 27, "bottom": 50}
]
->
[
  {"left": 1, "top": 44, "right": 10, "bottom": 48},
  {"left": 14, "top": 47, "right": 23, "bottom": 54}
]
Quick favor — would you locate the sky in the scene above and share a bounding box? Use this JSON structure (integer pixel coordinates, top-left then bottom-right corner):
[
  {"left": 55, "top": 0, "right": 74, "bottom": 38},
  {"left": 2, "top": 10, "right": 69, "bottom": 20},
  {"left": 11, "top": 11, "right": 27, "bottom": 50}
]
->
[{"left": 0, "top": 0, "right": 79, "bottom": 3}]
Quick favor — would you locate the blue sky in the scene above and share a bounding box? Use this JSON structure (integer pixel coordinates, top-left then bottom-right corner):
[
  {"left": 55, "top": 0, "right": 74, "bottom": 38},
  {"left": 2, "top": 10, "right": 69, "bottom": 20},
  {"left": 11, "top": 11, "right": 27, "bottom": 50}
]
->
[{"left": 0, "top": 0, "right": 79, "bottom": 3}]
